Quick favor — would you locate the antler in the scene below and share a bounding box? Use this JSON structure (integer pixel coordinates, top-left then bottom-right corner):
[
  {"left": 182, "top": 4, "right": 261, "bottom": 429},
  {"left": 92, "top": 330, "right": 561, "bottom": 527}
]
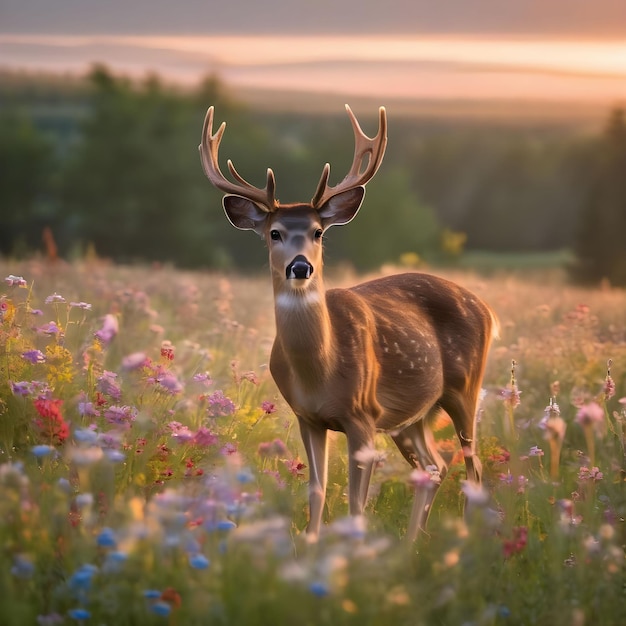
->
[
  {"left": 199, "top": 106, "right": 278, "bottom": 212},
  {"left": 311, "top": 105, "right": 387, "bottom": 208}
]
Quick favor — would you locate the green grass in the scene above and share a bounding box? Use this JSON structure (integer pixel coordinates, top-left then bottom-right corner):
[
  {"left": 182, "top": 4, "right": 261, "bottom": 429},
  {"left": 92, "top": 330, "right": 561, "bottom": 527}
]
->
[{"left": 0, "top": 259, "right": 624, "bottom": 625}]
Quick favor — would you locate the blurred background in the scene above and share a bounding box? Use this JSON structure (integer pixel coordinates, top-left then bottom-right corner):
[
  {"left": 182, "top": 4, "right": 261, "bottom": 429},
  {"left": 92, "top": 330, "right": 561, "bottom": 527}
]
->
[{"left": 1, "top": 0, "right": 626, "bottom": 283}]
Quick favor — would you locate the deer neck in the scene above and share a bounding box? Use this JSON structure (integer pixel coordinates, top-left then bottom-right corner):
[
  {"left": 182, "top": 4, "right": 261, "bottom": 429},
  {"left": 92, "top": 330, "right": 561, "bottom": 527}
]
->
[{"left": 272, "top": 278, "right": 335, "bottom": 385}]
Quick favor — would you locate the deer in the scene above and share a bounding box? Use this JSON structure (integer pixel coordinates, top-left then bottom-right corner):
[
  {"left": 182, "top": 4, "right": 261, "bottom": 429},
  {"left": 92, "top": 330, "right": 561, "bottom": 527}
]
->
[{"left": 199, "top": 105, "right": 498, "bottom": 542}]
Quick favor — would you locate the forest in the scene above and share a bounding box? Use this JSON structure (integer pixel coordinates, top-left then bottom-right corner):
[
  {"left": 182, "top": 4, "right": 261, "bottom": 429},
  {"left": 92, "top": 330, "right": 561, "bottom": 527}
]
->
[{"left": 1, "top": 65, "right": 625, "bottom": 284}]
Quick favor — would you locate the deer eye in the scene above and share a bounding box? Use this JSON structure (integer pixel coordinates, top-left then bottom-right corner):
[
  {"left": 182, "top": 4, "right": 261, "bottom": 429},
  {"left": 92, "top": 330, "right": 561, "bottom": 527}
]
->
[
  {"left": 314, "top": 229, "right": 323, "bottom": 240},
  {"left": 270, "top": 230, "right": 281, "bottom": 241}
]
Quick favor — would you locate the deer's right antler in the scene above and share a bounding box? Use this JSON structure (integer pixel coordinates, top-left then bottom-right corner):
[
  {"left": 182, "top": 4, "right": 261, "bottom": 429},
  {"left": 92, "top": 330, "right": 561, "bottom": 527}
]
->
[{"left": 199, "top": 107, "right": 278, "bottom": 212}]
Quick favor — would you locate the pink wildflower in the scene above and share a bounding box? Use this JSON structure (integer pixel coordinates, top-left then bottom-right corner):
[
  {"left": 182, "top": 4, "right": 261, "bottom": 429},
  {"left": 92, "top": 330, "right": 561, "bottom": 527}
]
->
[
  {"left": 284, "top": 458, "right": 306, "bottom": 477},
  {"left": 257, "top": 438, "right": 288, "bottom": 458},
  {"left": 261, "top": 400, "right": 277, "bottom": 414},
  {"left": 4, "top": 275, "right": 27, "bottom": 287},
  {"left": 192, "top": 427, "right": 218, "bottom": 447},
  {"left": 578, "top": 466, "right": 603, "bottom": 482},
  {"left": 575, "top": 402, "right": 604, "bottom": 427}
]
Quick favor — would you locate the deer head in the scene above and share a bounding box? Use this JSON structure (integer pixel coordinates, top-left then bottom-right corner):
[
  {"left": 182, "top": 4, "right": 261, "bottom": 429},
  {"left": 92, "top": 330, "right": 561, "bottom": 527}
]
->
[{"left": 199, "top": 105, "right": 387, "bottom": 293}]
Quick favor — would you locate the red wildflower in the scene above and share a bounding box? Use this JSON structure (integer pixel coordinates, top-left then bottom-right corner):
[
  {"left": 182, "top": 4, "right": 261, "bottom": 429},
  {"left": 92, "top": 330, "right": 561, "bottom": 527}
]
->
[
  {"left": 33, "top": 398, "right": 69, "bottom": 444},
  {"left": 503, "top": 526, "right": 528, "bottom": 558}
]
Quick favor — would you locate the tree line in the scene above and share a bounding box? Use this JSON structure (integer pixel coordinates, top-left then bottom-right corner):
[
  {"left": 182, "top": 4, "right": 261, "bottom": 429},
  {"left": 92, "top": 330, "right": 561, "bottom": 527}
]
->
[{"left": 1, "top": 66, "right": 625, "bottom": 284}]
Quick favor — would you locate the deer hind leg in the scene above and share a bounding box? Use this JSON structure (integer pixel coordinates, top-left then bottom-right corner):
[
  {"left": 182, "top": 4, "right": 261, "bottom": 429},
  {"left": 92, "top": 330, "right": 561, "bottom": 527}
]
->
[
  {"left": 392, "top": 418, "right": 448, "bottom": 542},
  {"left": 440, "top": 388, "right": 484, "bottom": 519}
]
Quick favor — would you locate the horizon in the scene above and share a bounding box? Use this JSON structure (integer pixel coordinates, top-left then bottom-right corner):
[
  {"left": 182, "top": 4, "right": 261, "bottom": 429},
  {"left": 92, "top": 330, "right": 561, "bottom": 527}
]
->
[{"left": 2, "top": 33, "right": 626, "bottom": 105}]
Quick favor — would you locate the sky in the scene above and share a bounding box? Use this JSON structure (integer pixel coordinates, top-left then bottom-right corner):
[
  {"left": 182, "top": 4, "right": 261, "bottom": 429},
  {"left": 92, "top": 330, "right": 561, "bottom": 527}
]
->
[{"left": 2, "top": 1, "right": 626, "bottom": 103}]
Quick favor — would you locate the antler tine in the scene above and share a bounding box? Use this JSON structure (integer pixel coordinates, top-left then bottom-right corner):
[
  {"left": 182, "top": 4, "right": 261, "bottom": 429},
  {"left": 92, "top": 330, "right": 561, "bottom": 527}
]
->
[
  {"left": 311, "top": 105, "right": 388, "bottom": 208},
  {"left": 199, "top": 106, "right": 278, "bottom": 212}
]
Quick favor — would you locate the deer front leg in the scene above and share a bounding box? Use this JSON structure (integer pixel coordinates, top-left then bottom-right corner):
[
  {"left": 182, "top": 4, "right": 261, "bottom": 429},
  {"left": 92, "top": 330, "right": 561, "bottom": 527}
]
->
[
  {"left": 346, "top": 425, "right": 376, "bottom": 517},
  {"left": 297, "top": 418, "right": 328, "bottom": 539}
]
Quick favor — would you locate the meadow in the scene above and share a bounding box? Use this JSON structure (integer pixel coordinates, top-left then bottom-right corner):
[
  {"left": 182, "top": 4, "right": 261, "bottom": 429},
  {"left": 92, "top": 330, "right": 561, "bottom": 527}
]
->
[{"left": 0, "top": 257, "right": 624, "bottom": 625}]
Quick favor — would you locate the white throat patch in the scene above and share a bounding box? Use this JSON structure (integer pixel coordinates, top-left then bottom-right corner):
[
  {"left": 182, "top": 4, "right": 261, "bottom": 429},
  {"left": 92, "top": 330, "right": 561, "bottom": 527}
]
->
[{"left": 275, "top": 290, "right": 322, "bottom": 309}]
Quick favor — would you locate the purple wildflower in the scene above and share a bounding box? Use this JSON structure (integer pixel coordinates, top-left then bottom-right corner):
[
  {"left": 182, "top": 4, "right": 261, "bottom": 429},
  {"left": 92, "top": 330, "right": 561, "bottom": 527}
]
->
[
  {"left": 500, "top": 384, "right": 522, "bottom": 409},
  {"left": 45, "top": 293, "right": 65, "bottom": 304},
  {"left": 168, "top": 421, "right": 194, "bottom": 442},
  {"left": 94, "top": 314, "right": 118, "bottom": 344},
  {"left": 97, "top": 371, "right": 122, "bottom": 401},
  {"left": 103, "top": 405, "right": 136, "bottom": 427},
  {"left": 21, "top": 350, "right": 46, "bottom": 364},
  {"left": 69, "top": 301, "right": 92, "bottom": 311},
  {"left": 121, "top": 352, "right": 148, "bottom": 370},
  {"left": 37, "top": 321, "right": 61, "bottom": 336},
  {"left": 205, "top": 390, "right": 236, "bottom": 417},
  {"left": 78, "top": 401, "right": 100, "bottom": 417},
  {"left": 157, "top": 373, "right": 184, "bottom": 395},
  {"left": 11, "top": 381, "right": 33, "bottom": 396},
  {"left": 192, "top": 372, "right": 213, "bottom": 386}
]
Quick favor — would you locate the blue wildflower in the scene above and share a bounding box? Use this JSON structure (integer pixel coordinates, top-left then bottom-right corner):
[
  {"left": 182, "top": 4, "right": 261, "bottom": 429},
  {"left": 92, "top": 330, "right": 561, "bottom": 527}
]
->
[
  {"left": 102, "top": 551, "right": 128, "bottom": 574},
  {"left": 31, "top": 445, "right": 55, "bottom": 458},
  {"left": 309, "top": 581, "right": 330, "bottom": 597},
  {"left": 189, "top": 553, "right": 210, "bottom": 570},
  {"left": 68, "top": 608, "right": 90, "bottom": 621},
  {"left": 11, "top": 554, "right": 35, "bottom": 579},
  {"left": 236, "top": 468, "right": 255, "bottom": 484},
  {"left": 216, "top": 520, "right": 237, "bottom": 531},
  {"left": 73, "top": 428, "right": 99, "bottom": 445},
  {"left": 143, "top": 589, "right": 162, "bottom": 599},
  {"left": 150, "top": 601, "right": 171, "bottom": 616},
  {"left": 96, "top": 527, "right": 117, "bottom": 548}
]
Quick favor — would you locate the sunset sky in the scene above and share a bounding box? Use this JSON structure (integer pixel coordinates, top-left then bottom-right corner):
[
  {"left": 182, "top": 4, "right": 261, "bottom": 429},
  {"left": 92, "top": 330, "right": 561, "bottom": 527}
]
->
[{"left": 2, "top": 1, "right": 626, "bottom": 103}]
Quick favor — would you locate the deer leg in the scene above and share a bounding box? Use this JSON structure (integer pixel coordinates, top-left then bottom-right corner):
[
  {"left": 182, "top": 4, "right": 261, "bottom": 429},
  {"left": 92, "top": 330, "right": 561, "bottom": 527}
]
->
[
  {"left": 297, "top": 418, "right": 328, "bottom": 539},
  {"left": 441, "top": 391, "right": 482, "bottom": 484},
  {"left": 393, "top": 419, "right": 448, "bottom": 542},
  {"left": 346, "top": 426, "right": 376, "bottom": 517}
]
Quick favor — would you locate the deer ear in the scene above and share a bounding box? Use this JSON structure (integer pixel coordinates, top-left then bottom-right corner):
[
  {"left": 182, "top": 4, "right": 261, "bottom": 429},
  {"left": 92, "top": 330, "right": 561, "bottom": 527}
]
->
[
  {"left": 317, "top": 187, "right": 365, "bottom": 229},
  {"left": 223, "top": 195, "right": 268, "bottom": 235}
]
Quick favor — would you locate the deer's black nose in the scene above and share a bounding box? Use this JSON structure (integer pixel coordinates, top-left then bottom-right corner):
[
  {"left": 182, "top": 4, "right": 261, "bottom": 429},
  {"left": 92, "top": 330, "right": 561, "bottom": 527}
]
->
[{"left": 286, "top": 255, "right": 314, "bottom": 280}]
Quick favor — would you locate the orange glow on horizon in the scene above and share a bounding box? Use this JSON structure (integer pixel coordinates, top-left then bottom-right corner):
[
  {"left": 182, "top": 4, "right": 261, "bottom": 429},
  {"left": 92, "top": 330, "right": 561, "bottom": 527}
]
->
[{"left": 1, "top": 33, "right": 625, "bottom": 102}]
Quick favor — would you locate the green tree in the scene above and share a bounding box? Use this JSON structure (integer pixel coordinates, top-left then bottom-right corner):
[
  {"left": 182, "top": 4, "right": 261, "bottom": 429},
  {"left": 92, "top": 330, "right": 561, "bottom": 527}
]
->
[
  {"left": 571, "top": 108, "right": 626, "bottom": 285},
  {"left": 60, "top": 66, "right": 236, "bottom": 266},
  {"left": 0, "top": 109, "right": 53, "bottom": 257},
  {"left": 324, "top": 168, "right": 441, "bottom": 270}
]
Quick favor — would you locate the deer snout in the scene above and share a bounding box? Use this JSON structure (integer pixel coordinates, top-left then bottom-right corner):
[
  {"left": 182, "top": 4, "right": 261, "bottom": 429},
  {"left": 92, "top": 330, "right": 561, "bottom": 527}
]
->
[{"left": 286, "top": 255, "right": 314, "bottom": 280}]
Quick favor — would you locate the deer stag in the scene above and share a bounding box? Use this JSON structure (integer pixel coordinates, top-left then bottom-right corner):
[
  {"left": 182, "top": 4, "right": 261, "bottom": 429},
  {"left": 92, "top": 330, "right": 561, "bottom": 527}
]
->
[{"left": 199, "top": 105, "right": 497, "bottom": 541}]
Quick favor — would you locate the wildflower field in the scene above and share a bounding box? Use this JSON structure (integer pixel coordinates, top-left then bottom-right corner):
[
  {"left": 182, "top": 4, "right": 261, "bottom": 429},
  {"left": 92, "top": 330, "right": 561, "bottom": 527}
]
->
[{"left": 0, "top": 258, "right": 625, "bottom": 626}]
